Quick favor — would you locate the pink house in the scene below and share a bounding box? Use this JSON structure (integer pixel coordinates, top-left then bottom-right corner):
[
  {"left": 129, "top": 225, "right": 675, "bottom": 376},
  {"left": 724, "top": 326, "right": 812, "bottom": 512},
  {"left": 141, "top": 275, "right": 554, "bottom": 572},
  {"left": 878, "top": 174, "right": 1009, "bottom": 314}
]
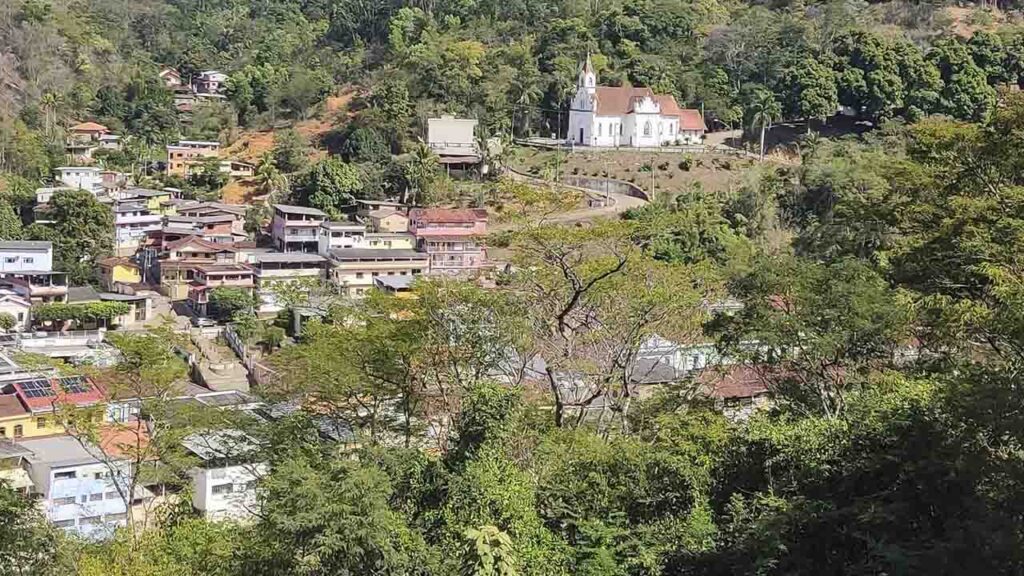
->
[
  {"left": 408, "top": 208, "right": 488, "bottom": 276},
  {"left": 187, "top": 263, "right": 254, "bottom": 317}
]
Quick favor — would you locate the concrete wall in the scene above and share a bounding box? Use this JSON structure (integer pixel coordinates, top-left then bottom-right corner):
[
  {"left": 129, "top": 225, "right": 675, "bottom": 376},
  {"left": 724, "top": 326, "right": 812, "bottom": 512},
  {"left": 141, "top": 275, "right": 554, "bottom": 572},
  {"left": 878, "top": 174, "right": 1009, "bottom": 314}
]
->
[{"left": 560, "top": 175, "right": 650, "bottom": 202}]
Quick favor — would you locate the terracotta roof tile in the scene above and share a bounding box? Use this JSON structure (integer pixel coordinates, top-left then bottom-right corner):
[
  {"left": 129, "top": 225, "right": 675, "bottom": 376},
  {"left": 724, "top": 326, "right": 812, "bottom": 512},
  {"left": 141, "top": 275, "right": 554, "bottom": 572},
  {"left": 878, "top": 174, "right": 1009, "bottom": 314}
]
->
[
  {"left": 70, "top": 121, "right": 109, "bottom": 133},
  {"left": 409, "top": 208, "right": 487, "bottom": 224},
  {"left": 696, "top": 365, "right": 770, "bottom": 400},
  {"left": 593, "top": 87, "right": 705, "bottom": 131}
]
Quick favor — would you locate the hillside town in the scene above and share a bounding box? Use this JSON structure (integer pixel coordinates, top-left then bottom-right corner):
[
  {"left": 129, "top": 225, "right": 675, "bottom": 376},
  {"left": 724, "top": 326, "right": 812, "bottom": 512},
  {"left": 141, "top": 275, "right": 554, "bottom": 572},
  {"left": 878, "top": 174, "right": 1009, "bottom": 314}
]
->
[{"left": 3, "top": 0, "right": 1024, "bottom": 573}]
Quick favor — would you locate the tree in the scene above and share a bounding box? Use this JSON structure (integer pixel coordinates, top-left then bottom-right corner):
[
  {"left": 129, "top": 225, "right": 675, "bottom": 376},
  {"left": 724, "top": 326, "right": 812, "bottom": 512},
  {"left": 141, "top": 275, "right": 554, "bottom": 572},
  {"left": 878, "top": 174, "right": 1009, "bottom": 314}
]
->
[
  {"left": 187, "top": 155, "right": 229, "bottom": 200},
  {"left": 295, "top": 157, "right": 362, "bottom": 217},
  {"left": 0, "top": 483, "right": 64, "bottom": 576},
  {"left": 747, "top": 88, "right": 781, "bottom": 161},
  {"left": 782, "top": 59, "right": 838, "bottom": 131},
  {"left": 402, "top": 144, "right": 440, "bottom": 205},
  {"left": 29, "top": 189, "right": 113, "bottom": 286},
  {"left": 207, "top": 288, "right": 255, "bottom": 321},
  {"left": 0, "top": 200, "right": 22, "bottom": 240},
  {"left": 928, "top": 37, "right": 997, "bottom": 122},
  {"left": 253, "top": 152, "right": 286, "bottom": 201},
  {"left": 272, "top": 128, "right": 311, "bottom": 174},
  {"left": 0, "top": 313, "right": 15, "bottom": 332},
  {"left": 461, "top": 526, "right": 518, "bottom": 576}
]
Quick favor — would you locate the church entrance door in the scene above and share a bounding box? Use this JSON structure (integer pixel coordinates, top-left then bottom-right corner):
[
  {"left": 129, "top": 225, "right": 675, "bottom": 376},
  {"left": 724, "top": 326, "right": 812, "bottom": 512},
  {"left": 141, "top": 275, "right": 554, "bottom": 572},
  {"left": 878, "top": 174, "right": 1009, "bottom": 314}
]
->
[{"left": 579, "top": 128, "right": 584, "bottom": 144}]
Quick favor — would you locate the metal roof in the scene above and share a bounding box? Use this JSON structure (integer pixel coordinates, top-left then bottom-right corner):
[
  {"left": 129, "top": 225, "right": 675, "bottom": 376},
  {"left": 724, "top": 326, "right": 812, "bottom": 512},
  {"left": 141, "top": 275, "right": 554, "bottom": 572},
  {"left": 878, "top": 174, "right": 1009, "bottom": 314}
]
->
[
  {"left": 273, "top": 204, "right": 327, "bottom": 217},
  {"left": 0, "top": 241, "right": 52, "bottom": 250}
]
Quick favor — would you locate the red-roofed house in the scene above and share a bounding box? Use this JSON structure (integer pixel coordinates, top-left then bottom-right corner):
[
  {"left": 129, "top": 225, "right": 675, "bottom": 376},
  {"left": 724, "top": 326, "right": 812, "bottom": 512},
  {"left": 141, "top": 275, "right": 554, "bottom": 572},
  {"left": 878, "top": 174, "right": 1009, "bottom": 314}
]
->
[
  {"left": 408, "top": 208, "right": 488, "bottom": 276},
  {"left": 567, "top": 56, "right": 705, "bottom": 147},
  {"left": 157, "top": 236, "right": 240, "bottom": 300},
  {"left": 696, "top": 365, "right": 771, "bottom": 419}
]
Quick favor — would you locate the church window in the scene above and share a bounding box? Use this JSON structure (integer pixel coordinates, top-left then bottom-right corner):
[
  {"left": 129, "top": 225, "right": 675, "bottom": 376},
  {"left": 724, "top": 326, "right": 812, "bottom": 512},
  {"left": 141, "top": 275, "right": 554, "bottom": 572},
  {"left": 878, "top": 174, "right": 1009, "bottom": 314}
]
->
[
  {"left": 619, "top": 124, "right": 622, "bottom": 135},
  {"left": 643, "top": 121, "right": 652, "bottom": 136},
  {"left": 658, "top": 123, "right": 663, "bottom": 135},
  {"left": 669, "top": 124, "right": 674, "bottom": 135},
  {"left": 598, "top": 124, "right": 602, "bottom": 136}
]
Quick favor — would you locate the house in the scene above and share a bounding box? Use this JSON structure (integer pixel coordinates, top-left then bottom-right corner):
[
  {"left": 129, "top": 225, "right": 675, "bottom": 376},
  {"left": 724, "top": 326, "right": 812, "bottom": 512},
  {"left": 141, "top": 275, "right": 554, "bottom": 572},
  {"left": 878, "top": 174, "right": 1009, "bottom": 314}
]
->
[
  {"left": 19, "top": 434, "right": 143, "bottom": 537},
  {"left": 408, "top": 208, "right": 488, "bottom": 276},
  {"left": 34, "top": 187, "right": 76, "bottom": 205},
  {"left": 567, "top": 56, "right": 705, "bottom": 147},
  {"left": 696, "top": 365, "right": 771, "bottom": 419},
  {"left": 0, "top": 375, "right": 104, "bottom": 440},
  {"left": 165, "top": 140, "right": 220, "bottom": 177},
  {"left": 122, "top": 188, "right": 176, "bottom": 215},
  {"left": 368, "top": 209, "right": 410, "bottom": 233},
  {"left": 0, "top": 241, "right": 67, "bottom": 303},
  {"left": 98, "top": 257, "right": 142, "bottom": 290},
  {"left": 317, "top": 222, "right": 367, "bottom": 254},
  {"left": 0, "top": 440, "right": 34, "bottom": 494},
  {"left": 172, "top": 87, "right": 197, "bottom": 111},
  {"left": 0, "top": 288, "right": 31, "bottom": 331},
  {"left": 187, "top": 264, "right": 255, "bottom": 317},
  {"left": 98, "top": 292, "right": 152, "bottom": 328},
  {"left": 158, "top": 67, "right": 182, "bottom": 88},
  {"left": 328, "top": 248, "right": 428, "bottom": 298},
  {"left": 427, "top": 116, "right": 480, "bottom": 165},
  {"left": 114, "top": 202, "right": 162, "bottom": 256},
  {"left": 157, "top": 236, "right": 240, "bottom": 300},
  {"left": 192, "top": 71, "right": 228, "bottom": 95},
  {"left": 65, "top": 122, "right": 114, "bottom": 161},
  {"left": 250, "top": 252, "right": 326, "bottom": 314},
  {"left": 354, "top": 199, "right": 408, "bottom": 219},
  {"left": 55, "top": 167, "right": 103, "bottom": 193},
  {"left": 270, "top": 205, "right": 327, "bottom": 253},
  {"left": 183, "top": 430, "right": 266, "bottom": 520}
]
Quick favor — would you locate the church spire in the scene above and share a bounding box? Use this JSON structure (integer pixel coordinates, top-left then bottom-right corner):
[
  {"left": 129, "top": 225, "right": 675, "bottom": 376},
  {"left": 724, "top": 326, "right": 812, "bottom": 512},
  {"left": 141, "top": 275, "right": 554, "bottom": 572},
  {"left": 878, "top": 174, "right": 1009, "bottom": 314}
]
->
[{"left": 578, "top": 53, "right": 596, "bottom": 92}]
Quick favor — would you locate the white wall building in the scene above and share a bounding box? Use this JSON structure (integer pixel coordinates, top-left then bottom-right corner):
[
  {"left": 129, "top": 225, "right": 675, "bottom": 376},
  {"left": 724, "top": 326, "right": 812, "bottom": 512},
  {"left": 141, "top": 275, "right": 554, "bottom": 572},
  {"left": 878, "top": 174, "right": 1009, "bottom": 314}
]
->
[
  {"left": 55, "top": 167, "right": 103, "bottom": 193},
  {"left": 0, "top": 241, "right": 54, "bottom": 274},
  {"left": 114, "top": 203, "right": 162, "bottom": 256},
  {"left": 183, "top": 430, "right": 266, "bottom": 520},
  {"left": 567, "top": 56, "right": 706, "bottom": 148}
]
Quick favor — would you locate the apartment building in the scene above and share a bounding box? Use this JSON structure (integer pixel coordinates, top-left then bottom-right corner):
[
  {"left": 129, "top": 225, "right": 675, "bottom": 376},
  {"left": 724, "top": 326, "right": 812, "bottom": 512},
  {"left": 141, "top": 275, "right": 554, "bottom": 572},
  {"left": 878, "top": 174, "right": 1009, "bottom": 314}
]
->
[
  {"left": 408, "top": 208, "right": 488, "bottom": 276},
  {"left": 55, "top": 167, "right": 103, "bottom": 193},
  {"left": 184, "top": 430, "right": 266, "bottom": 520},
  {"left": 157, "top": 236, "right": 240, "bottom": 300},
  {"left": 114, "top": 202, "right": 162, "bottom": 256},
  {"left": 328, "top": 248, "right": 428, "bottom": 298},
  {"left": 271, "top": 205, "right": 327, "bottom": 253},
  {"left": 165, "top": 140, "right": 220, "bottom": 177},
  {"left": 0, "top": 241, "right": 67, "bottom": 303},
  {"left": 251, "top": 252, "right": 326, "bottom": 314},
  {"left": 187, "top": 264, "right": 255, "bottom": 317}
]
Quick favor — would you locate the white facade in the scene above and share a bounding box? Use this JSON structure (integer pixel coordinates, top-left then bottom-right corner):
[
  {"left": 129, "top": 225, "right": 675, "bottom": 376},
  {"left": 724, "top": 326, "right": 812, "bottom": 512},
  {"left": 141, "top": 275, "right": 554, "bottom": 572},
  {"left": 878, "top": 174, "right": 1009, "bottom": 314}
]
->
[
  {"left": 567, "top": 58, "right": 704, "bottom": 148},
  {"left": 0, "top": 241, "right": 53, "bottom": 273},
  {"left": 190, "top": 462, "right": 267, "bottom": 520},
  {"left": 317, "top": 222, "right": 368, "bottom": 255},
  {"left": 0, "top": 290, "right": 31, "bottom": 330},
  {"left": 114, "top": 204, "right": 162, "bottom": 255},
  {"left": 56, "top": 167, "right": 103, "bottom": 193}
]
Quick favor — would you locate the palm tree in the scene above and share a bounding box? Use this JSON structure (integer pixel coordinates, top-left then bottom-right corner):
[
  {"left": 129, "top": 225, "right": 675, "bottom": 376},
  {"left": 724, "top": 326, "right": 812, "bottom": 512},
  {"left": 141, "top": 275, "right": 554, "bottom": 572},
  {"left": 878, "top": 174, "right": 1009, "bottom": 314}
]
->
[
  {"left": 254, "top": 152, "right": 287, "bottom": 201},
  {"left": 749, "top": 89, "right": 782, "bottom": 161},
  {"left": 403, "top": 143, "right": 440, "bottom": 205}
]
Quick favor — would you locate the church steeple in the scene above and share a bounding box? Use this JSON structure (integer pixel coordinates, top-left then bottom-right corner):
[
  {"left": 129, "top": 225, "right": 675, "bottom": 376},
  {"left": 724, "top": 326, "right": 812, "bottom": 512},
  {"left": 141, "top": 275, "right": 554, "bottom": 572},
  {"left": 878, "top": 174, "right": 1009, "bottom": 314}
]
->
[{"left": 578, "top": 54, "right": 596, "bottom": 93}]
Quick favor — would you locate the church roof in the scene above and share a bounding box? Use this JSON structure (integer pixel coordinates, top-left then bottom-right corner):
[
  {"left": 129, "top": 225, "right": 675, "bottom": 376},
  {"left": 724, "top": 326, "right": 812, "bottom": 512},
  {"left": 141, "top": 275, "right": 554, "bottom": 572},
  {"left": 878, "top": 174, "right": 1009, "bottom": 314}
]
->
[{"left": 594, "top": 87, "right": 706, "bottom": 131}]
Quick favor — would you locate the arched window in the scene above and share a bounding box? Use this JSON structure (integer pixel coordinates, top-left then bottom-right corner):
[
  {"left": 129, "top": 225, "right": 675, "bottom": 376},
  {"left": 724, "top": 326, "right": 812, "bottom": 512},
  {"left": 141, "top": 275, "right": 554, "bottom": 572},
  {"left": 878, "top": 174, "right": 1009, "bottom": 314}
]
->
[
  {"left": 643, "top": 121, "right": 652, "bottom": 136},
  {"left": 598, "top": 123, "right": 603, "bottom": 136},
  {"left": 619, "top": 124, "right": 623, "bottom": 135},
  {"left": 669, "top": 124, "right": 674, "bottom": 135},
  {"left": 658, "top": 123, "right": 663, "bottom": 135}
]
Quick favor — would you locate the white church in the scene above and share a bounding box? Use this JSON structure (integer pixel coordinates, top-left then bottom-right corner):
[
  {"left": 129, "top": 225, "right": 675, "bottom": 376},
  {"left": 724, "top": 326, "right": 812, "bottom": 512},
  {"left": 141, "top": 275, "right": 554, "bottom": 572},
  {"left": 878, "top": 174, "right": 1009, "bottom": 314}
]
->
[{"left": 567, "top": 56, "right": 706, "bottom": 148}]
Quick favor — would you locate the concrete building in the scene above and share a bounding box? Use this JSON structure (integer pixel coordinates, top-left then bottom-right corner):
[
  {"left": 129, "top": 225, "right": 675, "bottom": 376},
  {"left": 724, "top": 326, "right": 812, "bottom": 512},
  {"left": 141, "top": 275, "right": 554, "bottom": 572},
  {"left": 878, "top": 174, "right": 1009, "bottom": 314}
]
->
[
  {"left": 271, "top": 205, "right": 327, "bottom": 253},
  {"left": 328, "top": 248, "right": 428, "bottom": 298},
  {"left": 0, "top": 241, "right": 67, "bottom": 303},
  {"left": 250, "top": 252, "right": 326, "bottom": 314},
  {"left": 367, "top": 209, "right": 410, "bottom": 233},
  {"left": 55, "top": 167, "right": 103, "bottom": 193},
  {"left": 187, "top": 264, "right": 255, "bottom": 317},
  {"left": 165, "top": 140, "right": 220, "bottom": 177},
  {"left": 408, "top": 208, "right": 488, "bottom": 276},
  {"left": 183, "top": 430, "right": 266, "bottom": 520},
  {"left": 114, "top": 202, "right": 162, "bottom": 256},
  {"left": 19, "top": 435, "right": 139, "bottom": 537}
]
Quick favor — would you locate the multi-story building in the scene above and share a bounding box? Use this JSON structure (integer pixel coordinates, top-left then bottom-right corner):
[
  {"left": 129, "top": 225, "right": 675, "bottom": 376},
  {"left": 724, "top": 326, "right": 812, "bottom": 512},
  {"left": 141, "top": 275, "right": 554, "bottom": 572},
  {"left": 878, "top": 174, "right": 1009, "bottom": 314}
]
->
[
  {"left": 158, "top": 236, "right": 240, "bottom": 300},
  {"left": 19, "top": 435, "right": 135, "bottom": 537},
  {"left": 55, "top": 167, "right": 103, "bottom": 193},
  {"left": 251, "top": 252, "right": 326, "bottom": 314},
  {"left": 187, "top": 264, "right": 255, "bottom": 317},
  {"left": 0, "top": 375, "right": 104, "bottom": 440},
  {"left": 183, "top": 430, "right": 266, "bottom": 520},
  {"left": 0, "top": 241, "right": 67, "bottom": 303},
  {"left": 192, "top": 71, "right": 228, "bottom": 95},
  {"left": 408, "top": 208, "right": 488, "bottom": 276},
  {"left": 0, "top": 439, "right": 33, "bottom": 494},
  {"left": 317, "top": 222, "right": 416, "bottom": 255},
  {"left": 114, "top": 202, "right": 162, "bottom": 256},
  {"left": 165, "top": 140, "right": 220, "bottom": 177},
  {"left": 328, "top": 248, "right": 428, "bottom": 298},
  {"left": 122, "top": 188, "right": 176, "bottom": 216},
  {"left": 271, "top": 205, "right": 327, "bottom": 253}
]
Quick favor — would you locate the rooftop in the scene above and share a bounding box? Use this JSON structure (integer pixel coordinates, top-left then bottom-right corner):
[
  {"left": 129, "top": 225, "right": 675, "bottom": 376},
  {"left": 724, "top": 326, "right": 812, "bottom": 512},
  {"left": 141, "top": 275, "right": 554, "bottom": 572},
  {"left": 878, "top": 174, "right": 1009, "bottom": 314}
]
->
[
  {"left": 69, "top": 121, "right": 109, "bottom": 132},
  {"left": 0, "top": 241, "right": 52, "bottom": 251},
  {"left": 355, "top": 199, "right": 407, "bottom": 207},
  {"left": 329, "top": 248, "right": 426, "bottom": 261},
  {"left": 409, "top": 208, "right": 487, "bottom": 224},
  {"left": 0, "top": 394, "right": 27, "bottom": 418},
  {"left": 182, "top": 429, "right": 260, "bottom": 462},
  {"left": 375, "top": 275, "right": 416, "bottom": 291},
  {"left": 122, "top": 188, "right": 171, "bottom": 198},
  {"left": 19, "top": 435, "right": 102, "bottom": 468},
  {"left": 67, "top": 285, "right": 101, "bottom": 303},
  {"left": 321, "top": 221, "right": 366, "bottom": 230},
  {"left": 274, "top": 204, "right": 327, "bottom": 217},
  {"left": 195, "top": 263, "right": 253, "bottom": 274},
  {"left": 253, "top": 252, "right": 326, "bottom": 264}
]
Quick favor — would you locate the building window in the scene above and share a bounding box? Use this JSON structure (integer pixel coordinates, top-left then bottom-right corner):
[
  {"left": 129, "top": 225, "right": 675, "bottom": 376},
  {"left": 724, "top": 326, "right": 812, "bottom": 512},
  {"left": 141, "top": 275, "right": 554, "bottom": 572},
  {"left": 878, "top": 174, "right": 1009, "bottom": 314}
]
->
[
  {"left": 52, "top": 497, "right": 76, "bottom": 506},
  {"left": 669, "top": 124, "right": 674, "bottom": 135},
  {"left": 211, "top": 483, "right": 234, "bottom": 496},
  {"left": 54, "top": 470, "right": 76, "bottom": 480},
  {"left": 4, "top": 257, "right": 15, "bottom": 263},
  {"left": 619, "top": 124, "right": 622, "bottom": 135},
  {"left": 89, "top": 492, "right": 104, "bottom": 502},
  {"left": 105, "top": 513, "right": 127, "bottom": 523},
  {"left": 23, "top": 257, "right": 33, "bottom": 264},
  {"left": 79, "top": 516, "right": 102, "bottom": 526},
  {"left": 13, "top": 425, "right": 22, "bottom": 438},
  {"left": 53, "top": 519, "right": 75, "bottom": 528},
  {"left": 355, "top": 273, "right": 364, "bottom": 279},
  {"left": 597, "top": 123, "right": 602, "bottom": 136},
  {"left": 0, "top": 427, "right": 5, "bottom": 437},
  {"left": 643, "top": 121, "right": 652, "bottom": 136},
  {"left": 105, "top": 491, "right": 120, "bottom": 500}
]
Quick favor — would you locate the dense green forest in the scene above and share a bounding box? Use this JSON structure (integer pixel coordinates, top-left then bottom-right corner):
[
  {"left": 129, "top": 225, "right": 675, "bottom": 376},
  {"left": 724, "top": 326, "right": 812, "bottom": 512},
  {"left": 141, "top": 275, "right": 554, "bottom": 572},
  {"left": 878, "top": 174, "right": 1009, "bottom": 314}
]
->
[{"left": 6, "top": 0, "right": 1024, "bottom": 575}]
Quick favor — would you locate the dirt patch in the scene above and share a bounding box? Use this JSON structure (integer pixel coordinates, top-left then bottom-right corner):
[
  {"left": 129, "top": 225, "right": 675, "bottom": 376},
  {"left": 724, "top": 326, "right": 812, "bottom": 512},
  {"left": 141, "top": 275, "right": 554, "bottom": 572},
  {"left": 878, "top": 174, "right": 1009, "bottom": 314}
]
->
[
  {"left": 512, "top": 148, "right": 761, "bottom": 197},
  {"left": 221, "top": 178, "right": 260, "bottom": 205}
]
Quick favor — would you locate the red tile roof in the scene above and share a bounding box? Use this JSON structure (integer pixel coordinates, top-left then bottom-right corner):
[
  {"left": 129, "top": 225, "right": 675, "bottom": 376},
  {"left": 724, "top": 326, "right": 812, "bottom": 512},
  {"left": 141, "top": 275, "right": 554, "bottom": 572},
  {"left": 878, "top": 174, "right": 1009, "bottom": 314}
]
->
[
  {"left": 98, "top": 257, "right": 140, "bottom": 270},
  {"left": 593, "top": 87, "right": 705, "bottom": 131},
  {"left": 69, "top": 121, "right": 109, "bottom": 133},
  {"left": 0, "top": 395, "right": 27, "bottom": 418},
  {"left": 696, "top": 365, "right": 769, "bottom": 400},
  {"left": 164, "top": 235, "right": 237, "bottom": 253}
]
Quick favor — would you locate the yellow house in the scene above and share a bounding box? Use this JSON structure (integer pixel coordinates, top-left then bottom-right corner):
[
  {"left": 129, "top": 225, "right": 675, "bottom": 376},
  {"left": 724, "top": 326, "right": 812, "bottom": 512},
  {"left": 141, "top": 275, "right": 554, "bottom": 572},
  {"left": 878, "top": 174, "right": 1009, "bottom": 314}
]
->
[
  {"left": 98, "top": 257, "right": 142, "bottom": 290},
  {"left": 0, "top": 395, "right": 54, "bottom": 440},
  {"left": 368, "top": 210, "right": 410, "bottom": 233}
]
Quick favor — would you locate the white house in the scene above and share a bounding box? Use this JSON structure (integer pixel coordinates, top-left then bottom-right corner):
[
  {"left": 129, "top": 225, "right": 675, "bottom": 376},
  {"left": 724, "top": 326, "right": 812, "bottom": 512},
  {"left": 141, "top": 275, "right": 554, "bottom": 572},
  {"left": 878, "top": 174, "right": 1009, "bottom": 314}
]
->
[
  {"left": 0, "top": 241, "right": 54, "bottom": 274},
  {"left": 114, "top": 202, "right": 162, "bottom": 256},
  {"left": 0, "top": 289, "right": 32, "bottom": 331},
  {"left": 183, "top": 430, "right": 266, "bottom": 520},
  {"left": 18, "top": 435, "right": 142, "bottom": 538},
  {"left": 567, "top": 56, "right": 706, "bottom": 148},
  {"left": 55, "top": 167, "right": 103, "bottom": 193}
]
